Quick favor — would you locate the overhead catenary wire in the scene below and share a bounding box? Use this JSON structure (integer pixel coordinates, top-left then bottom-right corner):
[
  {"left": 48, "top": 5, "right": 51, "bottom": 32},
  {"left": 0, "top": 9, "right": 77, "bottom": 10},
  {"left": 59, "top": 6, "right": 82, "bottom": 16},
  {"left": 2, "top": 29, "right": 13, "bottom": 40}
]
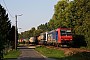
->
[{"left": 2, "top": 0, "right": 14, "bottom": 18}]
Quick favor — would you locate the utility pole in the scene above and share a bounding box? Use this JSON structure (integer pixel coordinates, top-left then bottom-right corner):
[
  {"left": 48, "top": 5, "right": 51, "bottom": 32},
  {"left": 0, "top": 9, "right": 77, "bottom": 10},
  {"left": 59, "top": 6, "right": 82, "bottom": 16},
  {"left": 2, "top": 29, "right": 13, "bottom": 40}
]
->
[
  {"left": 15, "top": 14, "right": 23, "bottom": 50},
  {"left": 15, "top": 15, "right": 17, "bottom": 50}
]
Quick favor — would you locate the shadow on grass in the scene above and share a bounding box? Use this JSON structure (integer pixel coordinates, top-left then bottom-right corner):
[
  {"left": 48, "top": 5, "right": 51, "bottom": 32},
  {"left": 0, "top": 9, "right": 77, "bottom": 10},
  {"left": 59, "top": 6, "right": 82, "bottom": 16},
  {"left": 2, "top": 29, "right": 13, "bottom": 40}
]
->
[
  {"left": 4, "top": 52, "right": 90, "bottom": 60},
  {"left": 49, "top": 52, "right": 90, "bottom": 60},
  {"left": 4, "top": 57, "right": 46, "bottom": 60},
  {"left": 4, "top": 58, "right": 17, "bottom": 60}
]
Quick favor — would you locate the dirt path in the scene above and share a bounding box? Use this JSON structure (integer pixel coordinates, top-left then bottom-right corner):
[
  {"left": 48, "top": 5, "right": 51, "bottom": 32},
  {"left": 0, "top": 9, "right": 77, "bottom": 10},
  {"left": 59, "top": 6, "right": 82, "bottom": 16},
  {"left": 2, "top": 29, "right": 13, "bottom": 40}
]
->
[
  {"left": 18, "top": 49, "right": 46, "bottom": 60},
  {"left": 7, "top": 48, "right": 56, "bottom": 60}
]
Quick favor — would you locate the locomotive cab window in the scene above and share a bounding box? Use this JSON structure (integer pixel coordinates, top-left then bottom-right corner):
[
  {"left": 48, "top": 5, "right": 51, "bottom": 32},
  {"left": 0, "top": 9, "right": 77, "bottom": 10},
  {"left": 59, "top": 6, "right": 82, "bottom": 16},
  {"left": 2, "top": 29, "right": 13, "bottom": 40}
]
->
[
  {"left": 60, "top": 30, "right": 66, "bottom": 36},
  {"left": 66, "top": 30, "right": 72, "bottom": 36},
  {"left": 60, "top": 30, "right": 72, "bottom": 36}
]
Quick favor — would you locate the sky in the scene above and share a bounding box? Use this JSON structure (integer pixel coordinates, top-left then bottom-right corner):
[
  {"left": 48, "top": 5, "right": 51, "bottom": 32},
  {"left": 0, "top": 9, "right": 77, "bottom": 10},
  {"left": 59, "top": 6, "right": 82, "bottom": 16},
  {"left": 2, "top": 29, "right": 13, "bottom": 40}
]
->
[{"left": 0, "top": 0, "right": 58, "bottom": 33}]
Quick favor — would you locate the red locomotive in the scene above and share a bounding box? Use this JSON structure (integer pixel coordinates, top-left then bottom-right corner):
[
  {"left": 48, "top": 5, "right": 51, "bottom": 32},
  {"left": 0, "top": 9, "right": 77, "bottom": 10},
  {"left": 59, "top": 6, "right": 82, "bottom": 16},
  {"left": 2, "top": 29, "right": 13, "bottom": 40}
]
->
[
  {"left": 38, "top": 28, "right": 73, "bottom": 47},
  {"left": 56, "top": 28, "right": 73, "bottom": 46}
]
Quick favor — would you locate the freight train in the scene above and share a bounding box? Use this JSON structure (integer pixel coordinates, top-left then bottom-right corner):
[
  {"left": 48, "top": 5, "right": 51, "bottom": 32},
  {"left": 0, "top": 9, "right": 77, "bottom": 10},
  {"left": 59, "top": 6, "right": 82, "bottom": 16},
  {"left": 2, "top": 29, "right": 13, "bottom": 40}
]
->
[
  {"left": 38, "top": 28, "right": 73, "bottom": 47},
  {"left": 29, "top": 37, "right": 36, "bottom": 44}
]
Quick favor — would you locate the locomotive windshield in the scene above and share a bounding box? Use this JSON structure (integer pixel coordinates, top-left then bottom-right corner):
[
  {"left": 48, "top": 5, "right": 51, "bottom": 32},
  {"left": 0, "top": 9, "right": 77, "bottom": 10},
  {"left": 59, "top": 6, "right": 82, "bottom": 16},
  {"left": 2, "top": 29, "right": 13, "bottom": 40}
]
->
[
  {"left": 61, "top": 30, "right": 66, "bottom": 36},
  {"left": 61, "top": 30, "right": 72, "bottom": 36},
  {"left": 66, "top": 30, "right": 72, "bottom": 36}
]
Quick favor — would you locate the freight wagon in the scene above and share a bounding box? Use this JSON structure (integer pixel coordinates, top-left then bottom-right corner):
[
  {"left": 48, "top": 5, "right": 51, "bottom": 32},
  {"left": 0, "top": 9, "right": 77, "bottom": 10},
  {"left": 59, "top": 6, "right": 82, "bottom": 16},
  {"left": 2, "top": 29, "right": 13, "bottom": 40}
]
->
[
  {"left": 47, "top": 30, "right": 57, "bottom": 45},
  {"left": 38, "top": 32, "right": 48, "bottom": 45},
  {"left": 29, "top": 37, "right": 36, "bottom": 44}
]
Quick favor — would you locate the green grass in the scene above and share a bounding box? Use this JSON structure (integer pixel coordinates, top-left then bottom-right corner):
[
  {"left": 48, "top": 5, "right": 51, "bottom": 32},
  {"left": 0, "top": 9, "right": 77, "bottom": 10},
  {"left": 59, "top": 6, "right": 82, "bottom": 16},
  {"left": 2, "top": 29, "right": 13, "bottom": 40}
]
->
[
  {"left": 35, "top": 46, "right": 65, "bottom": 59},
  {"left": 4, "top": 50, "right": 21, "bottom": 59},
  {"left": 35, "top": 46, "right": 90, "bottom": 60}
]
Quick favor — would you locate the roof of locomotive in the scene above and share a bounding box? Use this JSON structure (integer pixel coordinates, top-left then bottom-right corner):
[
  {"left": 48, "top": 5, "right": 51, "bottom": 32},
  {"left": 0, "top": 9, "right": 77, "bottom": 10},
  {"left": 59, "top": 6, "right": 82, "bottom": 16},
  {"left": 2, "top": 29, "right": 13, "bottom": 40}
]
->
[{"left": 56, "top": 28, "right": 72, "bottom": 31}]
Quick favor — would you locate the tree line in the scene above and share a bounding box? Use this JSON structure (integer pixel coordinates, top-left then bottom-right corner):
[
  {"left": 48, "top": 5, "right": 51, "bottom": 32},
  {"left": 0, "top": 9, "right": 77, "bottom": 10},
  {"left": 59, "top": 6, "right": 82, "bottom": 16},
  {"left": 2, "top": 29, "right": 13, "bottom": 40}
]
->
[
  {"left": 19, "top": 0, "right": 90, "bottom": 48},
  {"left": 0, "top": 4, "right": 16, "bottom": 59}
]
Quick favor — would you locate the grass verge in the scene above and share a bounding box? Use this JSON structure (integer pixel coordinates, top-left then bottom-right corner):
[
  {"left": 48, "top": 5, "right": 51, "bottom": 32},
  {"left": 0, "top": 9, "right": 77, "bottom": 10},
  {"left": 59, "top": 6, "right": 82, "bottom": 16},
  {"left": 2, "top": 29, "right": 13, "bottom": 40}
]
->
[
  {"left": 4, "top": 50, "right": 21, "bottom": 59},
  {"left": 35, "top": 46, "right": 65, "bottom": 59},
  {"left": 35, "top": 46, "right": 90, "bottom": 60}
]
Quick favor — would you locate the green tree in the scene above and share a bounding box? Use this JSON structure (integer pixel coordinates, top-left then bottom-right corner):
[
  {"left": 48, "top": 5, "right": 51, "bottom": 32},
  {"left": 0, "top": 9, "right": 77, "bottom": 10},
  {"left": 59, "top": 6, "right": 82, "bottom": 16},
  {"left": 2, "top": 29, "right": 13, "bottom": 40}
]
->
[
  {"left": 52, "top": 0, "right": 70, "bottom": 28},
  {"left": 10, "top": 26, "right": 15, "bottom": 49},
  {"left": 52, "top": 0, "right": 90, "bottom": 48},
  {"left": 72, "top": 0, "right": 90, "bottom": 47},
  {"left": 0, "top": 4, "right": 11, "bottom": 59},
  {"left": 37, "top": 22, "right": 49, "bottom": 31}
]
